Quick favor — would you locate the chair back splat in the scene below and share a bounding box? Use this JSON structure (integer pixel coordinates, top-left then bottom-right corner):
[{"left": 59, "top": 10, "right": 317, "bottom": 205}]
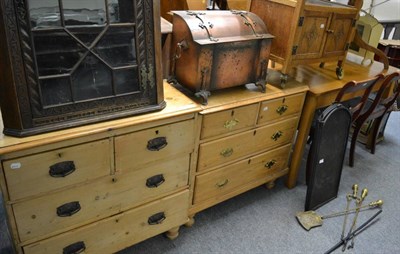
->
[
  {"left": 334, "top": 74, "right": 385, "bottom": 122},
  {"left": 349, "top": 72, "right": 400, "bottom": 167}
]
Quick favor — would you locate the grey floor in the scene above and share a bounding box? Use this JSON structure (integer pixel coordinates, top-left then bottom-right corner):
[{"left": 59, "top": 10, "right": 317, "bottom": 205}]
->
[{"left": 1, "top": 113, "right": 399, "bottom": 254}]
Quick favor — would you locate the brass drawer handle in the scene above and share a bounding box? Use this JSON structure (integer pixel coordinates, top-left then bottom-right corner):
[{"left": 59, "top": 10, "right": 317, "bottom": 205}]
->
[
  {"left": 224, "top": 119, "right": 239, "bottom": 129},
  {"left": 220, "top": 148, "right": 233, "bottom": 157},
  {"left": 63, "top": 241, "right": 86, "bottom": 254},
  {"left": 147, "top": 137, "right": 168, "bottom": 151},
  {"left": 146, "top": 174, "right": 165, "bottom": 188},
  {"left": 49, "top": 161, "right": 76, "bottom": 177},
  {"left": 265, "top": 159, "right": 277, "bottom": 169},
  {"left": 216, "top": 179, "right": 229, "bottom": 188},
  {"left": 148, "top": 212, "right": 166, "bottom": 225},
  {"left": 271, "top": 131, "right": 283, "bottom": 141},
  {"left": 57, "top": 201, "right": 81, "bottom": 217},
  {"left": 276, "top": 105, "right": 288, "bottom": 115}
]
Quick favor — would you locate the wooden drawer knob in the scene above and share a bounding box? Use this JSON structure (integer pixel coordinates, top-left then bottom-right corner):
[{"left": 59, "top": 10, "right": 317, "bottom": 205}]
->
[
  {"left": 49, "top": 161, "right": 76, "bottom": 177},
  {"left": 63, "top": 241, "right": 85, "bottom": 254}
]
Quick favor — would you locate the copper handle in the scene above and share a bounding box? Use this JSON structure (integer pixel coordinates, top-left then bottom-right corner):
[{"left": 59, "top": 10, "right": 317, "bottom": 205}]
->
[
  {"left": 224, "top": 119, "right": 239, "bottom": 129},
  {"left": 216, "top": 179, "right": 229, "bottom": 188},
  {"left": 271, "top": 131, "right": 283, "bottom": 141},
  {"left": 276, "top": 105, "right": 288, "bottom": 115},
  {"left": 220, "top": 148, "right": 233, "bottom": 157},
  {"left": 265, "top": 159, "right": 277, "bottom": 169}
]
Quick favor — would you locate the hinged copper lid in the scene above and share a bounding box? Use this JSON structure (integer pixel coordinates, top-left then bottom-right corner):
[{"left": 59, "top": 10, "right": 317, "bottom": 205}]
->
[{"left": 172, "top": 10, "right": 274, "bottom": 45}]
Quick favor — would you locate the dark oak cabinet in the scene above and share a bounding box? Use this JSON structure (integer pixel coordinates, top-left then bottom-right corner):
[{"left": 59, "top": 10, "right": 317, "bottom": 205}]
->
[{"left": 0, "top": 0, "right": 164, "bottom": 137}]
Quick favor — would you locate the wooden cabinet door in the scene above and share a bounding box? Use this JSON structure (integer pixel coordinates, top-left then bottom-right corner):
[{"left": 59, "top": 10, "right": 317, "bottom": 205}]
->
[
  {"left": 323, "top": 13, "right": 356, "bottom": 57},
  {"left": 293, "top": 11, "right": 330, "bottom": 60}
]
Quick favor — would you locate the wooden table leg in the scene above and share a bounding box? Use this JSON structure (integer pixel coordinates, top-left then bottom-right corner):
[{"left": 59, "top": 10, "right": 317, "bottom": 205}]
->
[{"left": 285, "top": 94, "right": 317, "bottom": 188}]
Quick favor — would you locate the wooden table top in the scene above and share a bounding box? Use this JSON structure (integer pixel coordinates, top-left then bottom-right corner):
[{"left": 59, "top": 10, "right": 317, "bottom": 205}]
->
[{"left": 281, "top": 53, "right": 399, "bottom": 96}]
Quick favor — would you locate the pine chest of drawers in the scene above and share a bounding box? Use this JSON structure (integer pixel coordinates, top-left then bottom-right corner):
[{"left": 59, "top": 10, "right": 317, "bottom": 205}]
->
[
  {"left": 0, "top": 83, "right": 201, "bottom": 254},
  {"left": 187, "top": 71, "right": 308, "bottom": 217}
]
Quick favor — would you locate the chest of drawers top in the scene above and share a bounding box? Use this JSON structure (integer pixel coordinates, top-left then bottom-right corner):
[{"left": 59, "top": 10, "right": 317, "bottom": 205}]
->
[{"left": 0, "top": 82, "right": 201, "bottom": 157}]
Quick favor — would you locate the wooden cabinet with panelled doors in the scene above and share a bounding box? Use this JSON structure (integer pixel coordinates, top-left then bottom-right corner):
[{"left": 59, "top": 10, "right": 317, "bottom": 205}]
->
[
  {"left": 250, "top": 0, "right": 363, "bottom": 85},
  {"left": 0, "top": 83, "right": 201, "bottom": 253},
  {"left": 187, "top": 70, "right": 308, "bottom": 222}
]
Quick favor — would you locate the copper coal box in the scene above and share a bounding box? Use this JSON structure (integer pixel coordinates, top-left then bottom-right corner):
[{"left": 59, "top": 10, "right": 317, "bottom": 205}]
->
[{"left": 170, "top": 10, "right": 274, "bottom": 104}]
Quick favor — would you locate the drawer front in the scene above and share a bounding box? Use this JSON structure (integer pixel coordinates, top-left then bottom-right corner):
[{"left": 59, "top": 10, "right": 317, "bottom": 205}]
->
[
  {"left": 257, "top": 93, "right": 305, "bottom": 124},
  {"left": 194, "top": 144, "right": 291, "bottom": 204},
  {"left": 198, "top": 117, "right": 298, "bottom": 171},
  {"left": 201, "top": 103, "right": 258, "bottom": 139},
  {"left": 115, "top": 120, "right": 194, "bottom": 171},
  {"left": 2, "top": 139, "right": 111, "bottom": 201},
  {"left": 14, "top": 155, "right": 190, "bottom": 242},
  {"left": 23, "top": 190, "right": 189, "bottom": 254}
]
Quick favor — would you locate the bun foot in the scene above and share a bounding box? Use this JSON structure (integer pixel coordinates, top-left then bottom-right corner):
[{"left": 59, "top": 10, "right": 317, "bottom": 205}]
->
[
  {"left": 185, "top": 216, "right": 195, "bottom": 227},
  {"left": 265, "top": 181, "right": 275, "bottom": 189},
  {"left": 165, "top": 226, "right": 180, "bottom": 240}
]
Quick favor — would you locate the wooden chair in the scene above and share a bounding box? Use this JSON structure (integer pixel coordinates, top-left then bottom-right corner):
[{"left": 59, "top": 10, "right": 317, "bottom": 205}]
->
[
  {"left": 334, "top": 74, "right": 385, "bottom": 123},
  {"left": 355, "top": 72, "right": 400, "bottom": 156}
]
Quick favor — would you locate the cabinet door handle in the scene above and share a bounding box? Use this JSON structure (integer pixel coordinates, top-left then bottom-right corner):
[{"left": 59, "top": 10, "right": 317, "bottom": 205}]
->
[
  {"left": 276, "top": 105, "right": 288, "bottom": 115},
  {"left": 146, "top": 174, "right": 165, "bottom": 188},
  {"left": 57, "top": 201, "right": 81, "bottom": 217},
  {"left": 216, "top": 179, "right": 229, "bottom": 188},
  {"left": 224, "top": 119, "right": 239, "bottom": 129},
  {"left": 147, "top": 137, "right": 168, "bottom": 151},
  {"left": 148, "top": 212, "right": 166, "bottom": 225},
  {"left": 265, "top": 159, "right": 277, "bottom": 169},
  {"left": 63, "top": 241, "right": 86, "bottom": 254},
  {"left": 326, "top": 29, "right": 334, "bottom": 34},
  {"left": 49, "top": 161, "right": 76, "bottom": 177},
  {"left": 220, "top": 148, "right": 233, "bottom": 157},
  {"left": 271, "top": 131, "right": 283, "bottom": 141}
]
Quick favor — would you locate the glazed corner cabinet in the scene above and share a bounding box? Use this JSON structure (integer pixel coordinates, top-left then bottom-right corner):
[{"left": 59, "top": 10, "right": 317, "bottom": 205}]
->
[
  {"left": 250, "top": 0, "right": 363, "bottom": 85},
  {"left": 0, "top": 83, "right": 200, "bottom": 254},
  {"left": 0, "top": 0, "right": 165, "bottom": 137}
]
